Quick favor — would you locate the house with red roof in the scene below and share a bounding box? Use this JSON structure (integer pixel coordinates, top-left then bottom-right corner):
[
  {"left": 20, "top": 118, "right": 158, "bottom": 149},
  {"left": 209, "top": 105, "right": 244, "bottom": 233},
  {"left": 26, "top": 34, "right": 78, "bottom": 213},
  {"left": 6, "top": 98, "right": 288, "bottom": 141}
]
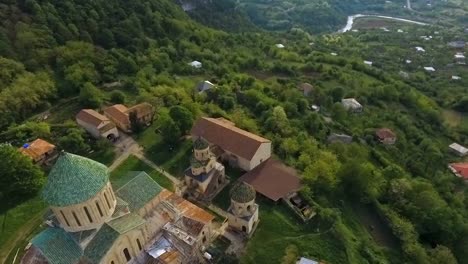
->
[
  {"left": 376, "top": 128, "right": 397, "bottom": 145},
  {"left": 448, "top": 163, "right": 468, "bottom": 182}
]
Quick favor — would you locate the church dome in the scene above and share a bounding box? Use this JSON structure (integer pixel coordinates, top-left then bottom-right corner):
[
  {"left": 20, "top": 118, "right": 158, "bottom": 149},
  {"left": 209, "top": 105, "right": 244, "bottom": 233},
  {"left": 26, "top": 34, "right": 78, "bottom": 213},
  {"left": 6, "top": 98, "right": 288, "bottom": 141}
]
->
[
  {"left": 230, "top": 181, "right": 256, "bottom": 203},
  {"left": 42, "top": 152, "right": 110, "bottom": 207},
  {"left": 193, "top": 138, "right": 209, "bottom": 150}
]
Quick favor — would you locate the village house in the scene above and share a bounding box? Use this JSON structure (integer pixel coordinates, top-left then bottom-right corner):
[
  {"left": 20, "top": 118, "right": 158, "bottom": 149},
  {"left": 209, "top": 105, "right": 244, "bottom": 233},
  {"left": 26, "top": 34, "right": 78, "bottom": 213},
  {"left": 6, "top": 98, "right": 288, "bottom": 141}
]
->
[
  {"left": 76, "top": 109, "right": 119, "bottom": 140},
  {"left": 341, "top": 98, "right": 363, "bottom": 113},
  {"left": 183, "top": 138, "right": 227, "bottom": 202},
  {"left": 21, "top": 153, "right": 214, "bottom": 264},
  {"left": 188, "top": 60, "right": 202, "bottom": 68},
  {"left": 297, "top": 257, "right": 325, "bottom": 264},
  {"left": 363, "top": 60, "right": 373, "bottom": 66},
  {"left": 448, "top": 163, "right": 468, "bottom": 182},
  {"left": 240, "top": 158, "right": 301, "bottom": 202},
  {"left": 275, "top": 43, "right": 285, "bottom": 49},
  {"left": 18, "top": 138, "right": 57, "bottom": 165},
  {"left": 449, "top": 143, "right": 468, "bottom": 157},
  {"left": 298, "top": 83, "right": 314, "bottom": 96},
  {"left": 104, "top": 103, "right": 154, "bottom": 133},
  {"left": 376, "top": 128, "right": 397, "bottom": 145},
  {"left": 454, "top": 53, "right": 466, "bottom": 64},
  {"left": 191, "top": 117, "right": 272, "bottom": 171},
  {"left": 448, "top": 41, "right": 466, "bottom": 49},
  {"left": 196, "top": 80, "right": 215, "bottom": 93},
  {"left": 226, "top": 182, "right": 259, "bottom": 237},
  {"left": 424, "top": 67, "right": 436, "bottom": 72}
]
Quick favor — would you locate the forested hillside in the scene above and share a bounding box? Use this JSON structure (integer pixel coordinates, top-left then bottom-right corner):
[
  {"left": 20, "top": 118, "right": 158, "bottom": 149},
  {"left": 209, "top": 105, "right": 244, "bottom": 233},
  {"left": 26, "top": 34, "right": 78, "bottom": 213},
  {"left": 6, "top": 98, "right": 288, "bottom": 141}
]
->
[{"left": 0, "top": 0, "right": 468, "bottom": 264}]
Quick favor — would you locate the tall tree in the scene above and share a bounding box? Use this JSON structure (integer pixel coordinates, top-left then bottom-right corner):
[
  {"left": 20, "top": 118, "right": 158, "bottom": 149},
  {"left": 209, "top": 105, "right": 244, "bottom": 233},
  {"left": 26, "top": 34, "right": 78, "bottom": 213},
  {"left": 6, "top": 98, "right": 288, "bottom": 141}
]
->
[
  {"left": 169, "top": 105, "right": 194, "bottom": 134},
  {"left": 0, "top": 144, "right": 45, "bottom": 202}
]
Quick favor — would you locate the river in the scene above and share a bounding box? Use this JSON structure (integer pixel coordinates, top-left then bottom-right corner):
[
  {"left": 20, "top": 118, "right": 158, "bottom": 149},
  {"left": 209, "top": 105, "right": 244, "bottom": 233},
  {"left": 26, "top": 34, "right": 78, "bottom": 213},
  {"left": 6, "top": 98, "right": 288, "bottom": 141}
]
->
[{"left": 339, "top": 14, "right": 428, "bottom": 33}]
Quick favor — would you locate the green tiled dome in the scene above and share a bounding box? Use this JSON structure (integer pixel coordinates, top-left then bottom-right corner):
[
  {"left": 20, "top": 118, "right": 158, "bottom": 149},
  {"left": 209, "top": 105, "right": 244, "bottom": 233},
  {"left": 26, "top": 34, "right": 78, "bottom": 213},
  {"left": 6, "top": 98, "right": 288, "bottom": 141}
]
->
[
  {"left": 230, "top": 181, "right": 256, "bottom": 203},
  {"left": 193, "top": 138, "right": 209, "bottom": 150},
  {"left": 43, "top": 152, "right": 109, "bottom": 207}
]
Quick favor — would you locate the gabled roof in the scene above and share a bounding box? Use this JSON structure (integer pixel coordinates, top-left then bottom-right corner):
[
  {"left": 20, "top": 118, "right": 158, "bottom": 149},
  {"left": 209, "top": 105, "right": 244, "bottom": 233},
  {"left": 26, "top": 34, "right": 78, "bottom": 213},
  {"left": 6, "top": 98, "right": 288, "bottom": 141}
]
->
[
  {"left": 449, "top": 163, "right": 468, "bottom": 179},
  {"left": 76, "top": 109, "right": 109, "bottom": 127},
  {"left": 191, "top": 117, "right": 270, "bottom": 160},
  {"left": 197, "top": 80, "right": 215, "bottom": 92},
  {"left": 116, "top": 171, "right": 163, "bottom": 211},
  {"left": 298, "top": 83, "right": 314, "bottom": 94},
  {"left": 449, "top": 143, "right": 468, "bottom": 155},
  {"left": 103, "top": 104, "right": 130, "bottom": 126},
  {"left": 107, "top": 213, "right": 146, "bottom": 234},
  {"left": 84, "top": 224, "right": 120, "bottom": 264},
  {"left": 376, "top": 128, "right": 396, "bottom": 139},
  {"left": 240, "top": 158, "right": 301, "bottom": 201},
  {"left": 19, "top": 138, "right": 56, "bottom": 161},
  {"left": 128, "top": 102, "right": 154, "bottom": 119},
  {"left": 31, "top": 227, "right": 83, "bottom": 264},
  {"left": 43, "top": 153, "right": 109, "bottom": 207}
]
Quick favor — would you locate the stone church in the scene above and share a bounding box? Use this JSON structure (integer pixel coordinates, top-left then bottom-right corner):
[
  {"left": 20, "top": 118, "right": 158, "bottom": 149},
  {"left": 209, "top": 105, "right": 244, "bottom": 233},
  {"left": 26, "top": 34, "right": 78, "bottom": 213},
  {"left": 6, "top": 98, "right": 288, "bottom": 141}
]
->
[{"left": 21, "top": 152, "right": 214, "bottom": 264}]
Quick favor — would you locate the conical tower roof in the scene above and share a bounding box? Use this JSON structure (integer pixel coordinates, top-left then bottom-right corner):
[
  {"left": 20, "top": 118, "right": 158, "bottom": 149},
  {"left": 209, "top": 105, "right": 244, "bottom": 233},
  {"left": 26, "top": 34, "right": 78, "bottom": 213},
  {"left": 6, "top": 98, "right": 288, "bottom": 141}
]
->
[{"left": 42, "top": 152, "right": 109, "bottom": 207}]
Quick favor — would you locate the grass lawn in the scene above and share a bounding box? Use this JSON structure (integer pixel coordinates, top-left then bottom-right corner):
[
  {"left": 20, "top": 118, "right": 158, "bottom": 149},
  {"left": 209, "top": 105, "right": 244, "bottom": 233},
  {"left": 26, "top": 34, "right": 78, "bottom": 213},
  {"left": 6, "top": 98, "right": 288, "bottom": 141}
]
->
[
  {"left": 135, "top": 124, "right": 192, "bottom": 178},
  {"left": 241, "top": 199, "right": 346, "bottom": 264},
  {"left": 0, "top": 198, "right": 47, "bottom": 263},
  {"left": 110, "top": 155, "right": 174, "bottom": 191},
  {"left": 213, "top": 166, "right": 245, "bottom": 209}
]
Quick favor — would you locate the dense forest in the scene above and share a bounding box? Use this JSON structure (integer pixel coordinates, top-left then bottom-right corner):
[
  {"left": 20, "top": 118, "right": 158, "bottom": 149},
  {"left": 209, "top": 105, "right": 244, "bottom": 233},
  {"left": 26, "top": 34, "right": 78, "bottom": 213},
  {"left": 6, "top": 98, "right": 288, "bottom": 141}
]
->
[{"left": 0, "top": 0, "right": 468, "bottom": 263}]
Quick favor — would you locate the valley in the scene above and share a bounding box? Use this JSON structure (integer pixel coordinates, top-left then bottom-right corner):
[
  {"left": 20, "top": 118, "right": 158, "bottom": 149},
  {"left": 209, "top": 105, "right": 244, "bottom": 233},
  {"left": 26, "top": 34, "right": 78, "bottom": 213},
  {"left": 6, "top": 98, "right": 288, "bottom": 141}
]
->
[{"left": 0, "top": 0, "right": 467, "bottom": 264}]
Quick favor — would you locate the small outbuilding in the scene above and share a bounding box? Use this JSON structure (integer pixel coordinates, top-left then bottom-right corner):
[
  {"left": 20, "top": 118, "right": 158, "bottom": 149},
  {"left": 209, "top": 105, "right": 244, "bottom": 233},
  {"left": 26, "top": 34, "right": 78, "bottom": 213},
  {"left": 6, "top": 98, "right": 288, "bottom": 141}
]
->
[
  {"left": 364, "top": 60, "right": 373, "bottom": 66},
  {"left": 19, "top": 138, "right": 57, "bottom": 165},
  {"left": 196, "top": 80, "right": 215, "bottom": 93},
  {"left": 376, "top": 128, "right": 397, "bottom": 145},
  {"left": 448, "top": 163, "right": 468, "bottom": 182},
  {"left": 189, "top": 60, "right": 202, "bottom": 68},
  {"left": 424, "top": 67, "right": 436, "bottom": 72},
  {"left": 341, "top": 98, "right": 363, "bottom": 113},
  {"left": 275, "top": 44, "right": 285, "bottom": 49},
  {"left": 298, "top": 83, "right": 314, "bottom": 96},
  {"left": 415, "top": 47, "right": 425, "bottom": 52},
  {"left": 449, "top": 143, "right": 468, "bottom": 157}
]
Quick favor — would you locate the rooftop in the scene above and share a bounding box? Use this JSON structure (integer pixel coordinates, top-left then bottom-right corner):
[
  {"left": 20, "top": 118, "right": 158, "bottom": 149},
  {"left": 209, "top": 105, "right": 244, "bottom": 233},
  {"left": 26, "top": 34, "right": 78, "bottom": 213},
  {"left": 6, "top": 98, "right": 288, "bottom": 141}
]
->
[
  {"left": 31, "top": 227, "right": 83, "bottom": 264},
  {"left": 42, "top": 153, "right": 109, "bottom": 207},
  {"left": 240, "top": 158, "right": 301, "bottom": 201},
  {"left": 76, "top": 109, "right": 109, "bottom": 127},
  {"left": 84, "top": 224, "right": 120, "bottom": 264},
  {"left": 449, "top": 143, "right": 468, "bottom": 155},
  {"left": 116, "top": 171, "right": 163, "bottom": 211},
  {"left": 19, "top": 138, "right": 56, "bottom": 161},
  {"left": 449, "top": 163, "right": 468, "bottom": 180},
  {"left": 376, "top": 128, "right": 396, "bottom": 139},
  {"left": 191, "top": 117, "right": 270, "bottom": 160},
  {"left": 103, "top": 104, "right": 130, "bottom": 126},
  {"left": 193, "top": 138, "right": 209, "bottom": 150},
  {"left": 230, "top": 181, "right": 256, "bottom": 203}
]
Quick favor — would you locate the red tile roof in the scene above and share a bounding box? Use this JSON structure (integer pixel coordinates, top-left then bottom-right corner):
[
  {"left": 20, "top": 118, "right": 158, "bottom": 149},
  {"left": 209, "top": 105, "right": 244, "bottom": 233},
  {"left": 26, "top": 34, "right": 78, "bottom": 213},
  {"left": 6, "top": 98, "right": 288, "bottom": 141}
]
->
[
  {"left": 240, "top": 158, "right": 301, "bottom": 201},
  {"left": 449, "top": 163, "right": 468, "bottom": 179},
  {"left": 376, "top": 128, "right": 396, "bottom": 140},
  {"left": 19, "top": 139, "right": 56, "bottom": 161},
  {"left": 191, "top": 117, "right": 270, "bottom": 160},
  {"left": 76, "top": 109, "right": 109, "bottom": 127},
  {"left": 103, "top": 104, "right": 130, "bottom": 126}
]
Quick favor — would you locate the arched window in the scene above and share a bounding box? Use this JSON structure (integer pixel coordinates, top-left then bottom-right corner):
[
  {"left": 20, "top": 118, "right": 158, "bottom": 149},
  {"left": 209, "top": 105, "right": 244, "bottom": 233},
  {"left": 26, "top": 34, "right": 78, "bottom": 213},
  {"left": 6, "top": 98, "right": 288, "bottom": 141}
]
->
[
  {"left": 72, "top": 211, "right": 81, "bottom": 226},
  {"left": 109, "top": 188, "right": 115, "bottom": 201},
  {"left": 96, "top": 201, "right": 104, "bottom": 217},
  {"left": 104, "top": 193, "right": 111, "bottom": 209},
  {"left": 84, "top": 206, "right": 93, "bottom": 223},
  {"left": 203, "top": 236, "right": 207, "bottom": 243},
  {"left": 60, "top": 210, "right": 70, "bottom": 226},
  {"left": 242, "top": 226, "right": 247, "bottom": 232},
  {"left": 136, "top": 238, "right": 142, "bottom": 251},
  {"left": 111, "top": 261, "right": 114, "bottom": 264},
  {"left": 123, "top": 248, "right": 131, "bottom": 262},
  {"left": 247, "top": 205, "right": 251, "bottom": 211}
]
